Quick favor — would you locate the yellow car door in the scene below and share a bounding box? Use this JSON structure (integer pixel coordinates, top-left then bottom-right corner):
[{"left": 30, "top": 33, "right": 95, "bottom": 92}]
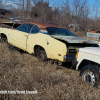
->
[
  {"left": 15, "top": 23, "right": 33, "bottom": 51},
  {"left": 26, "top": 25, "right": 40, "bottom": 53}
]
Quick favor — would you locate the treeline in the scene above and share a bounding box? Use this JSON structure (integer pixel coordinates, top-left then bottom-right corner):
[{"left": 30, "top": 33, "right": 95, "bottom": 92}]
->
[{"left": 1, "top": 0, "right": 100, "bottom": 31}]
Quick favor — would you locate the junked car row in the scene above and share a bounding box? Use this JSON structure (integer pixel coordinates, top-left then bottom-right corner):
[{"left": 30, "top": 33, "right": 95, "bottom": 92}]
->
[{"left": 0, "top": 21, "right": 100, "bottom": 86}]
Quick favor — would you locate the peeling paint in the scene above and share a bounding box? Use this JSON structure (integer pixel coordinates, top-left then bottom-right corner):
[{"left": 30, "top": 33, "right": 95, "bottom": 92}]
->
[{"left": 52, "top": 35, "right": 98, "bottom": 44}]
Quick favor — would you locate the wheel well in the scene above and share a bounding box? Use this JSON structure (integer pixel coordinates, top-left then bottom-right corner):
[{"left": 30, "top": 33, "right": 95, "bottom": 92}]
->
[
  {"left": 34, "top": 45, "right": 45, "bottom": 56},
  {"left": 0, "top": 33, "right": 7, "bottom": 40},
  {"left": 78, "top": 59, "right": 100, "bottom": 71}
]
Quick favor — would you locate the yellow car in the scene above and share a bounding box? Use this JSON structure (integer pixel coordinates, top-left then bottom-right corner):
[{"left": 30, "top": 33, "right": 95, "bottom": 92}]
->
[{"left": 0, "top": 22, "right": 99, "bottom": 62}]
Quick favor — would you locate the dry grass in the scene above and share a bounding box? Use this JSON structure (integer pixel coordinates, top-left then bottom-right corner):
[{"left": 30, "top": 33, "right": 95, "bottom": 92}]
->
[{"left": 0, "top": 43, "right": 100, "bottom": 100}]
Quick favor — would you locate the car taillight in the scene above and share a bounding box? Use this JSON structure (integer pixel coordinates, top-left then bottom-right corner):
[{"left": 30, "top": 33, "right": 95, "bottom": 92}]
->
[
  {"left": 75, "top": 51, "right": 79, "bottom": 59},
  {"left": 58, "top": 54, "right": 61, "bottom": 56}
]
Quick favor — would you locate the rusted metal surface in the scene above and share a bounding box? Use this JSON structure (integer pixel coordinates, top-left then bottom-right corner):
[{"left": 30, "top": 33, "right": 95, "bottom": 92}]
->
[
  {"left": 1, "top": 22, "right": 22, "bottom": 28},
  {"left": 52, "top": 35, "right": 99, "bottom": 43},
  {"left": 1, "top": 21, "right": 61, "bottom": 31},
  {"left": 27, "top": 22, "right": 62, "bottom": 31}
]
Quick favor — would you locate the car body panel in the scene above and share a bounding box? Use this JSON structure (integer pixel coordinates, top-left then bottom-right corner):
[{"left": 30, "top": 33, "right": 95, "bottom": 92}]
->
[
  {"left": 28, "top": 22, "right": 62, "bottom": 31},
  {"left": 0, "top": 22, "right": 99, "bottom": 62},
  {"left": 52, "top": 35, "right": 98, "bottom": 43},
  {"left": 76, "top": 47, "right": 100, "bottom": 70},
  {"left": 0, "top": 22, "right": 67, "bottom": 62},
  {"left": 27, "top": 32, "right": 67, "bottom": 61}
]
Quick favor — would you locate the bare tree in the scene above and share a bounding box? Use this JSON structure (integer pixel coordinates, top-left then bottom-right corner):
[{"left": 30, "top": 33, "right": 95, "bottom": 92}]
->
[
  {"left": 2, "top": 0, "right": 100, "bottom": 33},
  {"left": 26, "top": 0, "right": 30, "bottom": 20},
  {"left": 4, "top": 0, "right": 31, "bottom": 20},
  {"left": 59, "top": 0, "right": 71, "bottom": 27},
  {"left": 22, "top": 0, "right": 25, "bottom": 19},
  {"left": 0, "top": 0, "right": 3, "bottom": 8},
  {"left": 70, "top": 0, "right": 89, "bottom": 23},
  {"left": 31, "top": 0, "right": 53, "bottom": 21}
]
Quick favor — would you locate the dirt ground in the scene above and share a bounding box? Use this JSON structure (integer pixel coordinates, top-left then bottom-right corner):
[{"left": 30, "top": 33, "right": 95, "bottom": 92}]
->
[{"left": 0, "top": 40, "right": 100, "bottom": 100}]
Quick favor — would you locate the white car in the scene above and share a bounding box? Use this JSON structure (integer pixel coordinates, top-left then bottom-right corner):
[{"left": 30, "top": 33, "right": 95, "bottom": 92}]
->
[{"left": 72, "top": 47, "right": 100, "bottom": 87}]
